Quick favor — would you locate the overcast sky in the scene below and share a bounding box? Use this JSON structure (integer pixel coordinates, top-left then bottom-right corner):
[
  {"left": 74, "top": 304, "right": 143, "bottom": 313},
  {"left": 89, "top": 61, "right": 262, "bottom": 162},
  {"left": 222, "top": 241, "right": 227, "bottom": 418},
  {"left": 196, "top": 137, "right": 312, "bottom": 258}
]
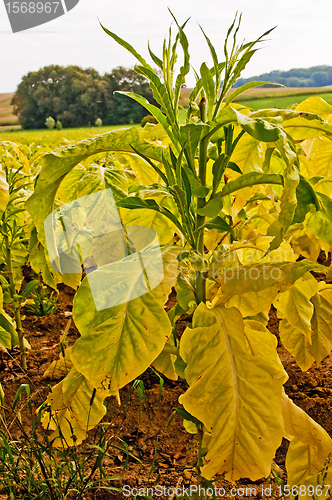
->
[{"left": 1, "top": 0, "right": 331, "bottom": 93}]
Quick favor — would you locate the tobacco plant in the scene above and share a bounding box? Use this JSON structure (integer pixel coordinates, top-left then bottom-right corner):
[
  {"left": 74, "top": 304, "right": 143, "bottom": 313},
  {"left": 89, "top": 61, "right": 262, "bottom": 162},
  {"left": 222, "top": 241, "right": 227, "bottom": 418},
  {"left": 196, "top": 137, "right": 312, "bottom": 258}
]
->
[
  {"left": 0, "top": 146, "right": 39, "bottom": 369},
  {"left": 25, "top": 14, "right": 332, "bottom": 491}
]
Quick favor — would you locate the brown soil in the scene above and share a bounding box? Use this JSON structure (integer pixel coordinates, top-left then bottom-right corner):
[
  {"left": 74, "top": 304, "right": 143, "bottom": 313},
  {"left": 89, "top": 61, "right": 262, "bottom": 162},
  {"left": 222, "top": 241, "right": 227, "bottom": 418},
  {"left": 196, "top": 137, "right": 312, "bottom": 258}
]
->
[{"left": 0, "top": 283, "right": 332, "bottom": 500}]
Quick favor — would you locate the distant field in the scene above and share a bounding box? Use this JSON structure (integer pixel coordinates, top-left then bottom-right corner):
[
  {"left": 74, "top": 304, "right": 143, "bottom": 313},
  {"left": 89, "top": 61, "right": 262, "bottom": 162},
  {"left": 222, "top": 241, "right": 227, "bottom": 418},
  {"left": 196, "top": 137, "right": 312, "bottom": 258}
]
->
[
  {"left": 234, "top": 85, "right": 332, "bottom": 100},
  {"left": 237, "top": 92, "right": 332, "bottom": 111},
  {"left": 0, "top": 124, "right": 141, "bottom": 144},
  {"left": 179, "top": 85, "right": 332, "bottom": 110},
  {"left": 1, "top": 85, "right": 332, "bottom": 135},
  {"left": 0, "top": 93, "right": 19, "bottom": 126}
]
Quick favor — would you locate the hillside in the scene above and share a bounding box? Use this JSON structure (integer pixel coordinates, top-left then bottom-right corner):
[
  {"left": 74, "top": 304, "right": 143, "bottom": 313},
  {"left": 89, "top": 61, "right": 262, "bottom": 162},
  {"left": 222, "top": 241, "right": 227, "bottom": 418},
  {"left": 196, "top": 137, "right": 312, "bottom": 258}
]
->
[
  {"left": 0, "top": 93, "right": 19, "bottom": 127},
  {"left": 234, "top": 65, "right": 332, "bottom": 88}
]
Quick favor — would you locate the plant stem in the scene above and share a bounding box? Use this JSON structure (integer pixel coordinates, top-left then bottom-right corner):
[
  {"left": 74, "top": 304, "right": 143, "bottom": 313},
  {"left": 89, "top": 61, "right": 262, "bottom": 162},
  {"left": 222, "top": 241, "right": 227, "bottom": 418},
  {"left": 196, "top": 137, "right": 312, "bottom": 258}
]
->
[{"left": 195, "top": 97, "right": 208, "bottom": 304}]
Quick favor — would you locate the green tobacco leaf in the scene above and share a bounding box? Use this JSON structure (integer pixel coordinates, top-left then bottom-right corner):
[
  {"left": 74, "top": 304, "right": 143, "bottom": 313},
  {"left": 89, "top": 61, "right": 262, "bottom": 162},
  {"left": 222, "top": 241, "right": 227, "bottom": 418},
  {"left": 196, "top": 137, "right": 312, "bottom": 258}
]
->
[
  {"left": 200, "top": 63, "right": 215, "bottom": 121},
  {"left": 204, "top": 216, "right": 233, "bottom": 234},
  {"left": 135, "top": 65, "right": 178, "bottom": 133},
  {"left": 234, "top": 109, "right": 281, "bottom": 142},
  {"left": 196, "top": 197, "right": 223, "bottom": 218},
  {"left": 205, "top": 106, "right": 238, "bottom": 143},
  {"left": 116, "top": 91, "right": 172, "bottom": 140},
  {"left": 26, "top": 127, "right": 166, "bottom": 247},
  {"left": 40, "top": 367, "right": 117, "bottom": 447},
  {"left": 180, "top": 124, "right": 208, "bottom": 170},
  {"left": 292, "top": 175, "right": 321, "bottom": 224},
  {"left": 179, "top": 303, "right": 285, "bottom": 481},
  {"left": 218, "top": 172, "right": 283, "bottom": 198},
  {"left": 227, "top": 161, "right": 242, "bottom": 174},
  {"left": 309, "top": 283, "right": 332, "bottom": 366},
  {"left": 211, "top": 154, "right": 227, "bottom": 195},
  {"left": 172, "top": 16, "right": 190, "bottom": 113},
  {"left": 100, "top": 22, "right": 152, "bottom": 69},
  {"left": 20, "top": 280, "right": 39, "bottom": 299},
  {"left": 273, "top": 274, "right": 318, "bottom": 340},
  {"left": 71, "top": 247, "right": 179, "bottom": 391},
  {"left": 175, "top": 276, "right": 196, "bottom": 311},
  {"left": 225, "top": 81, "right": 282, "bottom": 105},
  {"left": 189, "top": 62, "right": 225, "bottom": 106},
  {"left": 182, "top": 164, "right": 209, "bottom": 198},
  {"left": 199, "top": 24, "right": 220, "bottom": 92}
]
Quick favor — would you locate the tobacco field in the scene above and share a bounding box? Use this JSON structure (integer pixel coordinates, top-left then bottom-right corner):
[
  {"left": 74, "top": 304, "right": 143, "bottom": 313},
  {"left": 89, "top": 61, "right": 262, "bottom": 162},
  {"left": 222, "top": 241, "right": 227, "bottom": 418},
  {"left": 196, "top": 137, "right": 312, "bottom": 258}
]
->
[{"left": 1, "top": 13, "right": 332, "bottom": 500}]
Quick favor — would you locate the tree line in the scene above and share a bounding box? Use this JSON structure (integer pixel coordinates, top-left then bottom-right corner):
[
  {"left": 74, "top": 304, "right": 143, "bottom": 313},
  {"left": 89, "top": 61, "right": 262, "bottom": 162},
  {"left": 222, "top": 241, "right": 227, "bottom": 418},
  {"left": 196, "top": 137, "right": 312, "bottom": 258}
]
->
[
  {"left": 11, "top": 65, "right": 158, "bottom": 129},
  {"left": 234, "top": 65, "right": 332, "bottom": 88}
]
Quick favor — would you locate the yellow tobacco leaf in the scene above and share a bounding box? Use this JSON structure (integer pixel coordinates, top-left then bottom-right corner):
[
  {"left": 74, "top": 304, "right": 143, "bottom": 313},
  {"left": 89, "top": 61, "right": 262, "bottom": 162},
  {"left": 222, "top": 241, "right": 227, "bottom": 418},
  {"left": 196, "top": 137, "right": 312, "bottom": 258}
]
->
[
  {"left": 273, "top": 273, "right": 318, "bottom": 339},
  {"left": 179, "top": 303, "right": 285, "bottom": 481}
]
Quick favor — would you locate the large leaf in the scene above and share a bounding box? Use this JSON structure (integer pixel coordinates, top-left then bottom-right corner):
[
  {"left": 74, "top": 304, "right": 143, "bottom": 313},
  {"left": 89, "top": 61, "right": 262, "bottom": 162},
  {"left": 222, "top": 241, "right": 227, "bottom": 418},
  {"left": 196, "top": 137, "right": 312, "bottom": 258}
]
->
[
  {"left": 279, "top": 318, "right": 314, "bottom": 371},
  {"left": 116, "top": 196, "right": 183, "bottom": 236},
  {"left": 152, "top": 335, "right": 178, "bottom": 381},
  {"left": 225, "top": 287, "right": 278, "bottom": 317},
  {"left": 70, "top": 247, "right": 179, "bottom": 391},
  {"left": 234, "top": 109, "right": 281, "bottom": 143},
  {"left": 120, "top": 205, "right": 176, "bottom": 247},
  {"left": 295, "top": 96, "right": 332, "bottom": 122},
  {"left": 29, "top": 227, "right": 81, "bottom": 290},
  {"left": 26, "top": 127, "right": 166, "bottom": 246},
  {"left": 292, "top": 175, "right": 321, "bottom": 224},
  {"left": 213, "top": 260, "right": 326, "bottom": 303},
  {"left": 180, "top": 123, "right": 209, "bottom": 170},
  {"left": 284, "top": 116, "right": 332, "bottom": 141},
  {"left": 306, "top": 192, "right": 332, "bottom": 246},
  {"left": 309, "top": 283, "right": 332, "bottom": 366},
  {"left": 282, "top": 392, "right": 332, "bottom": 486},
  {"left": 217, "top": 172, "right": 283, "bottom": 198},
  {"left": 230, "top": 133, "right": 265, "bottom": 174},
  {"left": 273, "top": 274, "right": 318, "bottom": 340},
  {"left": 286, "top": 443, "right": 332, "bottom": 500},
  {"left": 179, "top": 303, "right": 285, "bottom": 481},
  {"left": 41, "top": 367, "right": 117, "bottom": 447},
  {"left": 57, "top": 164, "right": 129, "bottom": 203}
]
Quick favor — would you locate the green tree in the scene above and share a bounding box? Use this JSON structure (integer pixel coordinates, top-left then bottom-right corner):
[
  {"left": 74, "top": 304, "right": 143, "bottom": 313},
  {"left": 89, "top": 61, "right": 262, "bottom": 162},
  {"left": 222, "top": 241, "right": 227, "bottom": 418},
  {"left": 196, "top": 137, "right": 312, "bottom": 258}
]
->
[
  {"left": 12, "top": 65, "right": 157, "bottom": 129},
  {"left": 103, "top": 66, "right": 158, "bottom": 125}
]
